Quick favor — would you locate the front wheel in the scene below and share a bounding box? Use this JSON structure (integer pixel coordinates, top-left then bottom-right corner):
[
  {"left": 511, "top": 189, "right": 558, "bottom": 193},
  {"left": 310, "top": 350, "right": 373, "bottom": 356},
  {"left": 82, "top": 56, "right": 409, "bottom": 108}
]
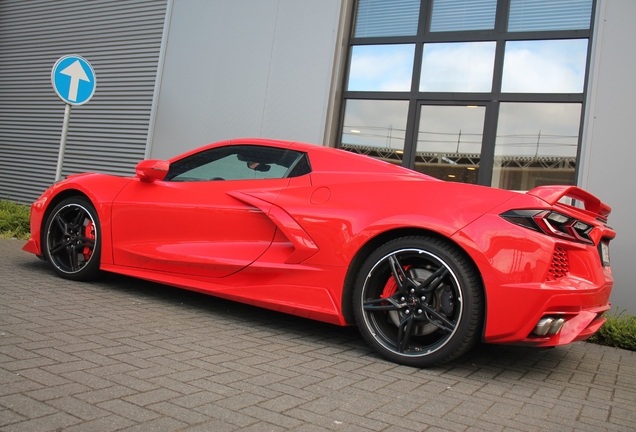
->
[
  {"left": 353, "top": 236, "right": 483, "bottom": 367},
  {"left": 42, "top": 197, "right": 102, "bottom": 281}
]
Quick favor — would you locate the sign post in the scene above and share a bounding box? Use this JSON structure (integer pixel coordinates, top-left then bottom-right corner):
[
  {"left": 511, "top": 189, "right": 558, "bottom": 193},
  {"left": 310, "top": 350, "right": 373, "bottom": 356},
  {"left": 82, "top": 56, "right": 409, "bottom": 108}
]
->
[{"left": 51, "top": 55, "right": 96, "bottom": 182}]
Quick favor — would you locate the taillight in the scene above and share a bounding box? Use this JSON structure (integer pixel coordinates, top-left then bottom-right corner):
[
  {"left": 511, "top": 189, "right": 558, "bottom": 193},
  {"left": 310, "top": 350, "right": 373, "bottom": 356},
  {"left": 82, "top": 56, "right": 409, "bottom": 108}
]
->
[{"left": 500, "top": 210, "right": 595, "bottom": 245}]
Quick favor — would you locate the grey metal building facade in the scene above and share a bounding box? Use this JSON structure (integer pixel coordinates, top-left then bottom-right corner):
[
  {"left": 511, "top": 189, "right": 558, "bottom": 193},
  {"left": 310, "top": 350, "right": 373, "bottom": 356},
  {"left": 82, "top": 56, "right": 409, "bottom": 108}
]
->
[
  {"left": 0, "top": 0, "right": 168, "bottom": 203},
  {"left": 0, "top": 0, "right": 634, "bottom": 314}
]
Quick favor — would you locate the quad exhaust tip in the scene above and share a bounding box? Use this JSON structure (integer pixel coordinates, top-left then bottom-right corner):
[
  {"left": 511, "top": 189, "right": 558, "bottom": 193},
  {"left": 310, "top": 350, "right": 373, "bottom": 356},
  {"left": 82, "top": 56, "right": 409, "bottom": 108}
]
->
[{"left": 532, "top": 317, "right": 566, "bottom": 336}]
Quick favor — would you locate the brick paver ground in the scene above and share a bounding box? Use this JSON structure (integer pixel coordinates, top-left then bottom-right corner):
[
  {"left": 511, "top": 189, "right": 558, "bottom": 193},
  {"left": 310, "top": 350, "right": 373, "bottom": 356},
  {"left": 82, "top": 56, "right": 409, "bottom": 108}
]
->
[{"left": 1, "top": 238, "right": 635, "bottom": 431}]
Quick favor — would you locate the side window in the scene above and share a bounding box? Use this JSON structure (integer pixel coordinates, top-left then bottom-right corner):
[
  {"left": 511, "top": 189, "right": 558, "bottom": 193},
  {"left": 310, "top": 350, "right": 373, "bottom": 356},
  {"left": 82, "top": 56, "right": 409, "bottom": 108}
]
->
[{"left": 165, "top": 145, "right": 311, "bottom": 182}]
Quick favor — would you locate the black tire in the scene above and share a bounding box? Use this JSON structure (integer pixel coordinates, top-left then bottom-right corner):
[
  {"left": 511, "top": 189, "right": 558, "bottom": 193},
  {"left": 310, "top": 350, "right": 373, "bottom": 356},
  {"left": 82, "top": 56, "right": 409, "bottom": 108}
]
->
[
  {"left": 353, "top": 236, "right": 483, "bottom": 367},
  {"left": 42, "top": 197, "right": 102, "bottom": 281}
]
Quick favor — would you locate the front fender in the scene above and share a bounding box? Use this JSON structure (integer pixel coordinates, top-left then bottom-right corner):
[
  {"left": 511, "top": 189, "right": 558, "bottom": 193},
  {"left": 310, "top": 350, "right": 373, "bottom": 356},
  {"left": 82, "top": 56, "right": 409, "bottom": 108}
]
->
[{"left": 23, "top": 174, "right": 132, "bottom": 264}]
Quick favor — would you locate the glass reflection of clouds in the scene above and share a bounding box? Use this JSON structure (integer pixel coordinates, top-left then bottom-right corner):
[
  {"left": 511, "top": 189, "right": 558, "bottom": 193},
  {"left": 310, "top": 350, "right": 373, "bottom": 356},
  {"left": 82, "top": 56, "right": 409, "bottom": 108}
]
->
[
  {"left": 420, "top": 42, "right": 496, "bottom": 92},
  {"left": 341, "top": 99, "right": 409, "bottom": 149},
  {"left": 501, "top": 39, "right": 588, "bottom": 93},
  {"left": 347, "top": 45, "right": 415, "bottom": 92},
  {"left": 495, "top": 103, "right": 581, "bottom": 157}
]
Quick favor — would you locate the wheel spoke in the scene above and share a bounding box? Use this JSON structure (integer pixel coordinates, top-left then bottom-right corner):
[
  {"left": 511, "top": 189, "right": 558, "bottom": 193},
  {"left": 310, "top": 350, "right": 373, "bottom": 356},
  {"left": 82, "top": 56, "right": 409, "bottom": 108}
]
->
[
  {"left": 68, "top": 246, "right": 79, "bottom": 272},
  {"left": 71, "top": 208, "right": 86, "bottom": 228},
  {"left": 49, "top": 240, "right": 69, "bottom": 255},
  {"left": 418, "top": 266, "right": 448, "bottom": 293},
  {"left": 54, "top": 214, "right": 68, "bottom": 233},
  {"left": 388, "top": 254, "right": 416, "bottom": 295},
  {"left": 363, "top": 296, "right": 403, "bottom": 311},
  {"left": 76, "top": 236, "right": 95, "bottom": 249},
  {"left": 397, "top": 314, "right": 414, "bottom": 353},
  {"left": 417, "top": 302, "right": 455, "bottom": 332}
]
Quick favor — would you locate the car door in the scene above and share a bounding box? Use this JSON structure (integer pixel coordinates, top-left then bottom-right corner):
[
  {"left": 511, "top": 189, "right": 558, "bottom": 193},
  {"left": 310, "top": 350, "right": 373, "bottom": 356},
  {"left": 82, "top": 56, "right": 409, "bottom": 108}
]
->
[{"left": 110, "top": 144, "right": 301, "bottom": 278}]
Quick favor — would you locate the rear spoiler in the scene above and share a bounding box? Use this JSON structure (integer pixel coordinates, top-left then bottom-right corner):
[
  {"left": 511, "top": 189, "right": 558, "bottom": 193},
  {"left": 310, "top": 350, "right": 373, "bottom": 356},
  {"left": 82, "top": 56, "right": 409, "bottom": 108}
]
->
[{"left": 527, "top": 185, "right": 611, "bottom": 220}]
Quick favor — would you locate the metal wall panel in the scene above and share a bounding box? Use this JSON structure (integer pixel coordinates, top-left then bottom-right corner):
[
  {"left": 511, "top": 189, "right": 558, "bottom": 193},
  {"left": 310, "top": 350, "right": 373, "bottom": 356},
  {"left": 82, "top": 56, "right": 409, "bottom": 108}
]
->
[
  {"left": 149, "top": 0, "right": 343, "bottom": 160},
  {"left": 579, "top": 0, "right": 636, "bottom": 314},
  {"left": 0, "top": 0, "right": 167, "bottom": 203}
]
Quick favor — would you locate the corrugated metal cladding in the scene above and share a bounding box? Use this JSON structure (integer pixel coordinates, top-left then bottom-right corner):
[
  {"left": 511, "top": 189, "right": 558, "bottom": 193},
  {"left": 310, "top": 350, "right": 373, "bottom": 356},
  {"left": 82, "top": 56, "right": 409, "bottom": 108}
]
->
[{"left": 0, "top": 0, "right": 167, "bottom": 204}]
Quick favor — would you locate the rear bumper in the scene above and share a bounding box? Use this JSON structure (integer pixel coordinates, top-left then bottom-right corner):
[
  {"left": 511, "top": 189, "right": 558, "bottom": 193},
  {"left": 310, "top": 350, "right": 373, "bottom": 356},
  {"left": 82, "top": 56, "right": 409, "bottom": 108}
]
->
[{"left": 483, "top": 280, "right": 612, "bottom": 346}]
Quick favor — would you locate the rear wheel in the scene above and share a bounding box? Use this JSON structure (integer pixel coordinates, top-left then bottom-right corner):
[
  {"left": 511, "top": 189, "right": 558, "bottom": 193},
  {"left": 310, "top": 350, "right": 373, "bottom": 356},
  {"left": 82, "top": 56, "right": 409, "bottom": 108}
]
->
[
  {"left": 43, "top": 197, "right": 101, "bottom": 281},
  {"left": 353, "top": 236, "right": 483, "bottom": 367}
]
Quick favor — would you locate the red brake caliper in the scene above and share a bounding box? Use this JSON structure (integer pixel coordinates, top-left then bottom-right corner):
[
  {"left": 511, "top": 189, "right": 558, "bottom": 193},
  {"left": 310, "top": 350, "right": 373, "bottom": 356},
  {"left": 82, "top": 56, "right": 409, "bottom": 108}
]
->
[
  {"left": 381, "top": 265, "right": 410, "bottom": 299},
  {"left": 83, "top": 220, "right": 95, "bottom": 260}
]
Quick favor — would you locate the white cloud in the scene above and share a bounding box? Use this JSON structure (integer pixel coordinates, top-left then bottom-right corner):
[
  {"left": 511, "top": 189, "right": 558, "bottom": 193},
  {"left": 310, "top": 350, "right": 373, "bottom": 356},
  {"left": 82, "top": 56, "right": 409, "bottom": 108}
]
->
[
  {"left": 501, "top": 39, "right": 588, "bottom": 93},
  {"left": 420, "top": 42, "right": 496, "bottom": 92},
  {"left": 348, "top": 45, "right": 414, "bottom": 91}
]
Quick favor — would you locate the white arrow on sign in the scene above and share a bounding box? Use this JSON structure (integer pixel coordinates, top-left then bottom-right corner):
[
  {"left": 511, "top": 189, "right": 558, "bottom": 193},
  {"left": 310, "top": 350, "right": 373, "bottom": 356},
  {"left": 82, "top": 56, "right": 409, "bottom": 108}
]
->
[{"left": 60, "top": 60, "right": 90, "bottom": 102}]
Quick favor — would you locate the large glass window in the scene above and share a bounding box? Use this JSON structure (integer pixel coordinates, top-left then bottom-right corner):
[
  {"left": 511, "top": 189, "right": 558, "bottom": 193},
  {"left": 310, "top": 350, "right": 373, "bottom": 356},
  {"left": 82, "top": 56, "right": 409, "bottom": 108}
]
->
[
  {"left": 415, "top": 105, "right": 485, "bottom": 183},
  {"left": 491, "top": 103, "right": 581, "bottom": 190},
  {"left": 420, "top": 42, "right": 496, "bottom": 92},
  {"left": 348, "top": 45, "right": 415, "bottom": 92},
  {"left": 501, "top": 39, "right": 589, "bottom": 93},
  {"left": 341, "top": 99, "right": 409, "bottom": 164},
  {"left": 340, "top": 0, "right": 594, "bottom": 191}
]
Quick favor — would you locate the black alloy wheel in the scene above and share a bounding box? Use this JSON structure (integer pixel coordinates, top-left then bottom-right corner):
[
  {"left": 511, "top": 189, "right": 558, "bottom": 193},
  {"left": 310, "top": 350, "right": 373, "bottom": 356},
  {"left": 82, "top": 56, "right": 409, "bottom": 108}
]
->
[
  {"left": 354, "top": 236, "right": 483, "bottom": 367},
  {"left": 43, "top": 197, "right": 101, "bottom": 281}
]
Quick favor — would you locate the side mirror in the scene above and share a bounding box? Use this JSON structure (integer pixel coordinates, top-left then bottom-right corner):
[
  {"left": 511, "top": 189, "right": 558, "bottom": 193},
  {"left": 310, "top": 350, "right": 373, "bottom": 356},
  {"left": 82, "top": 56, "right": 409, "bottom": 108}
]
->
[{"left": 135, "top": 159, "right": 169, "bottom": 183}]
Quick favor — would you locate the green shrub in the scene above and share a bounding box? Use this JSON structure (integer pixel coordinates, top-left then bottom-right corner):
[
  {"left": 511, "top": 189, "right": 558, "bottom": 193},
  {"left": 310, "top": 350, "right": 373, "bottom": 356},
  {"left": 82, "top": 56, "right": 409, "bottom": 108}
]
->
[
  {"left": 0, "top": 200, "right": 31, "bottom": 240},
  {"left": 589, "top": 308, "right": 636, "bottom": 351}
]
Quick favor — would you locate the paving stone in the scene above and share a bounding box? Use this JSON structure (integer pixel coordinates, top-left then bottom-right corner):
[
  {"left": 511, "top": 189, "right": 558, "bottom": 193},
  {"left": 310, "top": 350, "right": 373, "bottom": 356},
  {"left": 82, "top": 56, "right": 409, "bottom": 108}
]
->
[
  {"left": 258, "top": 394, "right": 306, "bottom": 413},
  {"left": 366, "top": 410, "right": 423, "bottom": 431},
  {"left": 442, "top": 412, "right": 504, "bottom": 431},
  {"left": 1, "top": 412, "right": 82, "bottom": 432},
  {"left": 96, "top": 399, "right": 161, "bottom": 422},
  {"left": 0, "top": 393, "right": 58, "bottom": 418},
  {"left": 194, "top": 403, "right": 259, "bottom": 428},
  {"left": 122, "top": 388, "right": 182, "bottom": 407},
  {"left": 284, "top": 407, "right": 349, "bottom": 430},
  {"left": 240, "top": 405, "right": 305, "bottom": 429},
  {"left": 178, "top": 418, "right": 238, "bottom": 431},
  {"left": 25, "top": 382, "right": 91, "bottom": 402},
  {"left": 59, "top": 369, "right": 117, "bottom": 390},
  {"left": 0, "top": 407, "right": 26, "bottom": 427},
  {"left": 47, "top": 395, "right": 111, "bottom": 420},
  {"left": 170, "top": 390, "right": 225, "bottom": 409},
  {"left": 62, "top": 414, "right": 136, "bottom": 432},
  {"left": 146, "top": 400, "right": 210, "bottom": 424},
  {"left": 266, "top": 382, "right": 320, "bottom": 401}
]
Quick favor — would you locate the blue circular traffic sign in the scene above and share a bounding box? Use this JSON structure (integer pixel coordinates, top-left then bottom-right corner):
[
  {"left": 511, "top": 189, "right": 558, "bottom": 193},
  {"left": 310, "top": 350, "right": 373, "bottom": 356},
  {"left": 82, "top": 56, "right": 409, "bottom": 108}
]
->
[{"left": 51, "top": 55, "right": 96, "bottom": 106}]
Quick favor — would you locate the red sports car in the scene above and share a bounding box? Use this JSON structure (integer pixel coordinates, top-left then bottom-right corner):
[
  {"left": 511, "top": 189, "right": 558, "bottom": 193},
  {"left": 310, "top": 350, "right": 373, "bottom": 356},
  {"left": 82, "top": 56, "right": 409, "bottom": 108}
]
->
[{"left": 23, "top": 138, "right": 616, "bottom": 367}]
